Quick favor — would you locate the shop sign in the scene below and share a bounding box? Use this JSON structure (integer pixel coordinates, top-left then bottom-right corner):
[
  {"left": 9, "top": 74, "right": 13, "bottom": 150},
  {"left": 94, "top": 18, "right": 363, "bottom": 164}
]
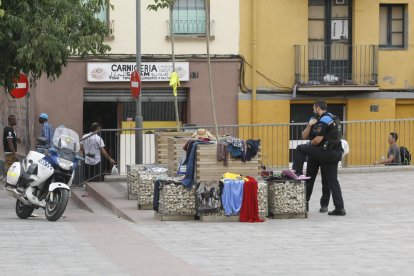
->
[{"left": 87, "top": 62, "right": 189, "bottom": 82}]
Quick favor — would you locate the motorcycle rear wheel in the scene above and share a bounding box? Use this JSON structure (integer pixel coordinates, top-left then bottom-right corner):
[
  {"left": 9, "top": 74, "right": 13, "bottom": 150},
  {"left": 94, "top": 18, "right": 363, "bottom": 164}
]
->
[
  {"left": 15, "top": 200, "right": 35, "bottom": 219},
  {"left": 45, "top": 189, "right": 69, "bottom": 221}
]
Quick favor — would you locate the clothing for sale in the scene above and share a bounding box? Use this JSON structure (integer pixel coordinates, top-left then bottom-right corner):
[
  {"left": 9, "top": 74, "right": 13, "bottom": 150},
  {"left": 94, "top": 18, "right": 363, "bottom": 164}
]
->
[
  {"left": 180, "top": 140, "right": 212, "bottom": 187},
  {"left": 221, "top": 178, "right": 244, "bottom": 216},
  {"left": 196, "top": 181, "right": 221, "bottom": 214},
  {"left": 219, "top": 136, "right": 245, "bottom": 160},
  {"left": 222, "top": 172, "right": 243, "bottom": 180},
  {"left": 239, "top": 176, "right": 264, "bottom": 223},
  {"left": 245, "top": 139, "right": 260, "bottom": 161},
  {"left": 182, "top": 140, "right": 197, "bottom": 165},
  {"left": 216, "top": 142, "right": 228, "bottom": 165}
]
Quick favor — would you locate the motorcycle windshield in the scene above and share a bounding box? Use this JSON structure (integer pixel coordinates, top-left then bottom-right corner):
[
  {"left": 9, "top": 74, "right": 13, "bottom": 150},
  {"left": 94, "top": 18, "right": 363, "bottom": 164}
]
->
[{"left": 52, "top": 126, "right": 80, "bottom": 153}]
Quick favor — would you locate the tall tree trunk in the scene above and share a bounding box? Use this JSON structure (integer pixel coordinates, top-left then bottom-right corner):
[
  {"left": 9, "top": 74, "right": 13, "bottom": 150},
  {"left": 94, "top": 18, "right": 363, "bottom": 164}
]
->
[{"left": 205, "top": 0, "right": 218, "bottom": 138}]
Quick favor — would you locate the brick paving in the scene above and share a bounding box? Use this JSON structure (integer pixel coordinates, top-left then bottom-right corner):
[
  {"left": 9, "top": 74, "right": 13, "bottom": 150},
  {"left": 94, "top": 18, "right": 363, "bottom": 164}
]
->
[{"left": 1, "top": 170, "right": 414, "bottom": 275}]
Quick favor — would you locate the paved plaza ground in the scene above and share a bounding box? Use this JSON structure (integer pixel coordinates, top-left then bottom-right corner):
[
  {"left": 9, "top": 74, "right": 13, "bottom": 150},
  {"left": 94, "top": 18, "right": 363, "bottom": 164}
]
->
[{"left": 1, "top": 170, "right": 414, "bottom": 275}]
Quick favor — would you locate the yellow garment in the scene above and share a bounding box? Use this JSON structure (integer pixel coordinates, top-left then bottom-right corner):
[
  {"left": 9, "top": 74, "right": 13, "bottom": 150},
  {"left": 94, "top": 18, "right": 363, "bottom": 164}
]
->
[
  {"left": 223, "top": 172, "right": 241, "bottom": 179},
  {"left": 222, "top": 172, "right": 248, "bottom": 181},
  {"left": 169, "top": 71, "right": 180, "bottom": 97}
]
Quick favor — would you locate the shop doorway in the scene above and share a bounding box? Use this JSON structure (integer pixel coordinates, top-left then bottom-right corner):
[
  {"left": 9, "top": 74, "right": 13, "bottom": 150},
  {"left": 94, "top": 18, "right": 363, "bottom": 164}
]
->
[
  {"left": 83, "top": 102, "right": 118, "bottom": 134},
  {"left": 83, "top": 101, "right": 118, "bottom": 178}
]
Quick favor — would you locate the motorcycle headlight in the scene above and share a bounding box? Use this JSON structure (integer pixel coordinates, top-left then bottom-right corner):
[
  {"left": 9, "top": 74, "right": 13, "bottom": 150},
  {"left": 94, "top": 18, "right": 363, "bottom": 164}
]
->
[{"left": 57, "top": 158, "right": 73, "bottom": 170}]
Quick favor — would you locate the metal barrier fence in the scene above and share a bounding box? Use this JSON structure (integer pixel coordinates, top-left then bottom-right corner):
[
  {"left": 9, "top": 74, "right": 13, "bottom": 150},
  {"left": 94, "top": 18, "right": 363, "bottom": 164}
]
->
[{"left": 74, "top": 119, "right": 414, "bottom": 185}]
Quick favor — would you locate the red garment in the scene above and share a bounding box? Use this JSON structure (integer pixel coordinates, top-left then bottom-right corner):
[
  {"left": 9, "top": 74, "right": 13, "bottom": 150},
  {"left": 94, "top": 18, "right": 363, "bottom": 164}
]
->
[{"left": 240, "top": 176, "right": 264, "bottom": 223}]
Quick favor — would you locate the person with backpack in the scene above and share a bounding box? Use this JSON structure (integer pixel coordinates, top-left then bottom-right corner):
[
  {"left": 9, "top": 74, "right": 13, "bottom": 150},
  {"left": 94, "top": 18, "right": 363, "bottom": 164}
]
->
[
  {"left": 373, "top": 132, "right": 401, "bottom": 165},
  {"left": 291, "top": 100, "right": 346, "bottom": 216}
]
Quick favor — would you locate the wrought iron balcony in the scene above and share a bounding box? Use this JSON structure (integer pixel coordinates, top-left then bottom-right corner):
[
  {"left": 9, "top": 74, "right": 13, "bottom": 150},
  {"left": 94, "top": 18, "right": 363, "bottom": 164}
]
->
[
  {"left": 294, "top": 44, "right": 378, "bottom": 90},
  {"left": 166, "top": 20, "right": 215, "bottom": 37}
]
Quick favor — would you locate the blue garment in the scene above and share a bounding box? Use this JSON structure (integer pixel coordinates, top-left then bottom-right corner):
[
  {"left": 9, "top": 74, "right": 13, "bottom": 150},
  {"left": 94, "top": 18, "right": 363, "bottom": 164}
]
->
[
  {"left": 221, "top": 179, "right": 244, "bottom": 216},
  {"left": 180, "top": 140, "right": 210, "bottom": 187},
  {"left": 41, "top": 122, "right": 54, "bottom": 147}
]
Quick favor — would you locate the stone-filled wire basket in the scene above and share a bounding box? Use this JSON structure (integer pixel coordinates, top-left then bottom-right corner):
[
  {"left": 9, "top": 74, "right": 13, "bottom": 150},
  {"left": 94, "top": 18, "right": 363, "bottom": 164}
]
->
[
  {"left": 158, "top": 183, "right": 197, "bottom": 216},
  {"left": 126, "top": 164, "right": 167, "bottom": 204},
  {"left": 198, "top": 180, "right": 268, "bottom": 221},
  {"left": 267, "top": 180, "right": 307, "bottom": 219}
]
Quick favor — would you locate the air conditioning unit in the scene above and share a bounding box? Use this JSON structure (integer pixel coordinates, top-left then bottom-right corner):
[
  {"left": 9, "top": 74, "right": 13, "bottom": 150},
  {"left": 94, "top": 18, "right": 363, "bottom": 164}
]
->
[{"left": 336, "top": 0, "right": 345, "bottom": 4}]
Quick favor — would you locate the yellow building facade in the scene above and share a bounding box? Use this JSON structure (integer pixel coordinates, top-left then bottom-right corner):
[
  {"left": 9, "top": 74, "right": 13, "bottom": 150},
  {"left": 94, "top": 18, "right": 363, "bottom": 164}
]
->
[{"left": 239, "top": 0, "right": 414, "bottom": 166}]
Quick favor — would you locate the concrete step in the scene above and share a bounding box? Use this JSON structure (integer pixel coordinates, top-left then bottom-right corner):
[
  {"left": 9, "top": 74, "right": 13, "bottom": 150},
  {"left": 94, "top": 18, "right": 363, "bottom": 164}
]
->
[
  {"left": 74, "top": 181, "right": 160, "bottom": 225},
  {"left": 104, "top": 174, "right": 127, "bottom": 182}
]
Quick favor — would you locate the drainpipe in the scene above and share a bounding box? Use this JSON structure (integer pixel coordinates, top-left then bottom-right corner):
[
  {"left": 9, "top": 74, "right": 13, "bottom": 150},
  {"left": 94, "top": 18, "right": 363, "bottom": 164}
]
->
[{"left": 251, "top": 0, "right": 257, "bottom": 127}]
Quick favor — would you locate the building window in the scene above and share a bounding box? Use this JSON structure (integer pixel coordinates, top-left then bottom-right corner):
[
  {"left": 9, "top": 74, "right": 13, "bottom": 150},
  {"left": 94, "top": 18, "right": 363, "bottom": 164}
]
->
[
  {"left": 95, "top": 5, "right": 108, "bottom": 24},
  {"left": 172, "top": 0, "right": 206, "bottom": 35},
  {"left": 379, "top": 5, "right": 405, "bottom": 48}
]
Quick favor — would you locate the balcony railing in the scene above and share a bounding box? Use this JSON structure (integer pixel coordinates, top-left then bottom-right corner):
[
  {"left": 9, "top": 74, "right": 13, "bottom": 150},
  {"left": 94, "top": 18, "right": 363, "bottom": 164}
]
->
[
  {"left": 294, "top": 44, "right": 378, "bottom": 86},
  {"left": 166, "top": 20, "right": 215, "bottom": 37}
]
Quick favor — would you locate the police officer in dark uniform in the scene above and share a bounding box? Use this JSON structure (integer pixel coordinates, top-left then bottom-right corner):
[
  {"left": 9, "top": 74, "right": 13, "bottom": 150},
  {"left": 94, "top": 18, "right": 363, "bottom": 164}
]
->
[
  {"left": 292, "top": 101, "right": 345, "bottom": 216},
  {"left": 301, "top": 114, "right": 330, "bottom": 213}
]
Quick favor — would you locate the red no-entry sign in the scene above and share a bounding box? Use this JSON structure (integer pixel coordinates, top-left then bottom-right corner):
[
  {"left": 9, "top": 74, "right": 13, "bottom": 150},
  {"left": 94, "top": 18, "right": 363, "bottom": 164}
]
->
[
  {"left": 9, "top": 73, "right": 29, "bottom": 98},
  {"left": 130, "top": 70, "right": 141, "bottom": 98}
]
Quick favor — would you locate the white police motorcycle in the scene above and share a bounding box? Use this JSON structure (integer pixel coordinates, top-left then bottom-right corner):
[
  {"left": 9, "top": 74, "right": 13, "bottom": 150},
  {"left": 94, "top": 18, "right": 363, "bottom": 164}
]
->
[{"left": 5, "top": 126, "right": 81, "bottom": 221}]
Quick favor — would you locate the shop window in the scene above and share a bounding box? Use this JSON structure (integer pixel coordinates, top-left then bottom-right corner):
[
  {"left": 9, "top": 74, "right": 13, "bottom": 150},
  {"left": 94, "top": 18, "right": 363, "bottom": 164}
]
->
[
  {"left": 172, "top": 0, "right": 206, "bottom": 35},
  {"left": 379, "top": 5, "right": 406, "bottom": 49}
]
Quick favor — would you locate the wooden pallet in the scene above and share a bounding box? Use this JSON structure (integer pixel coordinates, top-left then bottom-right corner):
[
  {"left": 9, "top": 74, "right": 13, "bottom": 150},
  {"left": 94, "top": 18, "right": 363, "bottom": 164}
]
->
[
  {"left": 154, "top": 132, "right": 192, "bottom": 165},
  {"left": 196, "top": 143, "right": 261, "bottom": 180},
  {"left": 167, "top": 136, "right": 191, "bottom": 176},
  {"left": 268, "top": 213, "right": 307, "bottom": 219}
]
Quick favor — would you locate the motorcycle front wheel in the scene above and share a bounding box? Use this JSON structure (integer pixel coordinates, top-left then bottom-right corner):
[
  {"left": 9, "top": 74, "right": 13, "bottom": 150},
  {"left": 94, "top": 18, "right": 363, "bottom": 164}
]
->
[
  {"left": 45, "top": 189, "right": 69, "bottom": 221},
  {"left": 15, "top": 200, "right": 35, "bottom": 219}
]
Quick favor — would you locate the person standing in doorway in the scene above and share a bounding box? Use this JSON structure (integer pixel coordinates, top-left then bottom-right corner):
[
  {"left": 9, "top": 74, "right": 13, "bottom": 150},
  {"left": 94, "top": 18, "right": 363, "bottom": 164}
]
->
[
  {"left": 373, "top": 132, "right": 401, "bottom": 165},
  {"left": 301, "top": 113, "right": 330, "bottom": 213},
  {"left": 80, "top": 122, "right": 115, "bottom": 182},
  {"left": 38, "top": 113, "right": 54, "bottom": 147},
  {"left": 291, "top": 101, "right": 346, "bottom": 216},
  {"left": 3, "top": 115, "right": 21, "bottom": 175}
]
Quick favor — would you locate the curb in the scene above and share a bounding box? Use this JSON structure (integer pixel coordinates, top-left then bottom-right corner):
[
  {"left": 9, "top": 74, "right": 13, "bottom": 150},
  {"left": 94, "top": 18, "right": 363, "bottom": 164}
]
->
[
  {"left": 70, "top": 187, "right": 94, "bottom": 213},
  {"left": 338, "top": 165, "right": 414, "bottom": 174}
]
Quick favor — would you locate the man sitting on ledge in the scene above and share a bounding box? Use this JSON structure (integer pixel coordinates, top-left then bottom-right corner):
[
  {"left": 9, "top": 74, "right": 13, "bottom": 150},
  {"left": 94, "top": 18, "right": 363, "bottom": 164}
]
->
[{"left": 373, "top": 132, "right": 401, "bottom": 166}]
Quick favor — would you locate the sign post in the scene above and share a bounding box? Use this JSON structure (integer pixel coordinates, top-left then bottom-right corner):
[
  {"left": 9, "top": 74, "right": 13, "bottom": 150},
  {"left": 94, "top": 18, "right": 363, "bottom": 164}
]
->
[
  {"left": 9, "top": 73, "right": 29, "bottom": 98},
  {"left": 135, "top": 0, "right": 143, "bottom": 164}
]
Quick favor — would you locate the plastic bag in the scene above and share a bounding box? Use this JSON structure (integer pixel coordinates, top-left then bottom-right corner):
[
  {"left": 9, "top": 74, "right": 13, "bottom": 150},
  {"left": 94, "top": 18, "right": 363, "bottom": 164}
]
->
[
  {"left": 341, "top": 139, "right": 350, "bottom": 158},
  {"left": 111, "top": 165, "right": 119, "bottom": 175}
]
